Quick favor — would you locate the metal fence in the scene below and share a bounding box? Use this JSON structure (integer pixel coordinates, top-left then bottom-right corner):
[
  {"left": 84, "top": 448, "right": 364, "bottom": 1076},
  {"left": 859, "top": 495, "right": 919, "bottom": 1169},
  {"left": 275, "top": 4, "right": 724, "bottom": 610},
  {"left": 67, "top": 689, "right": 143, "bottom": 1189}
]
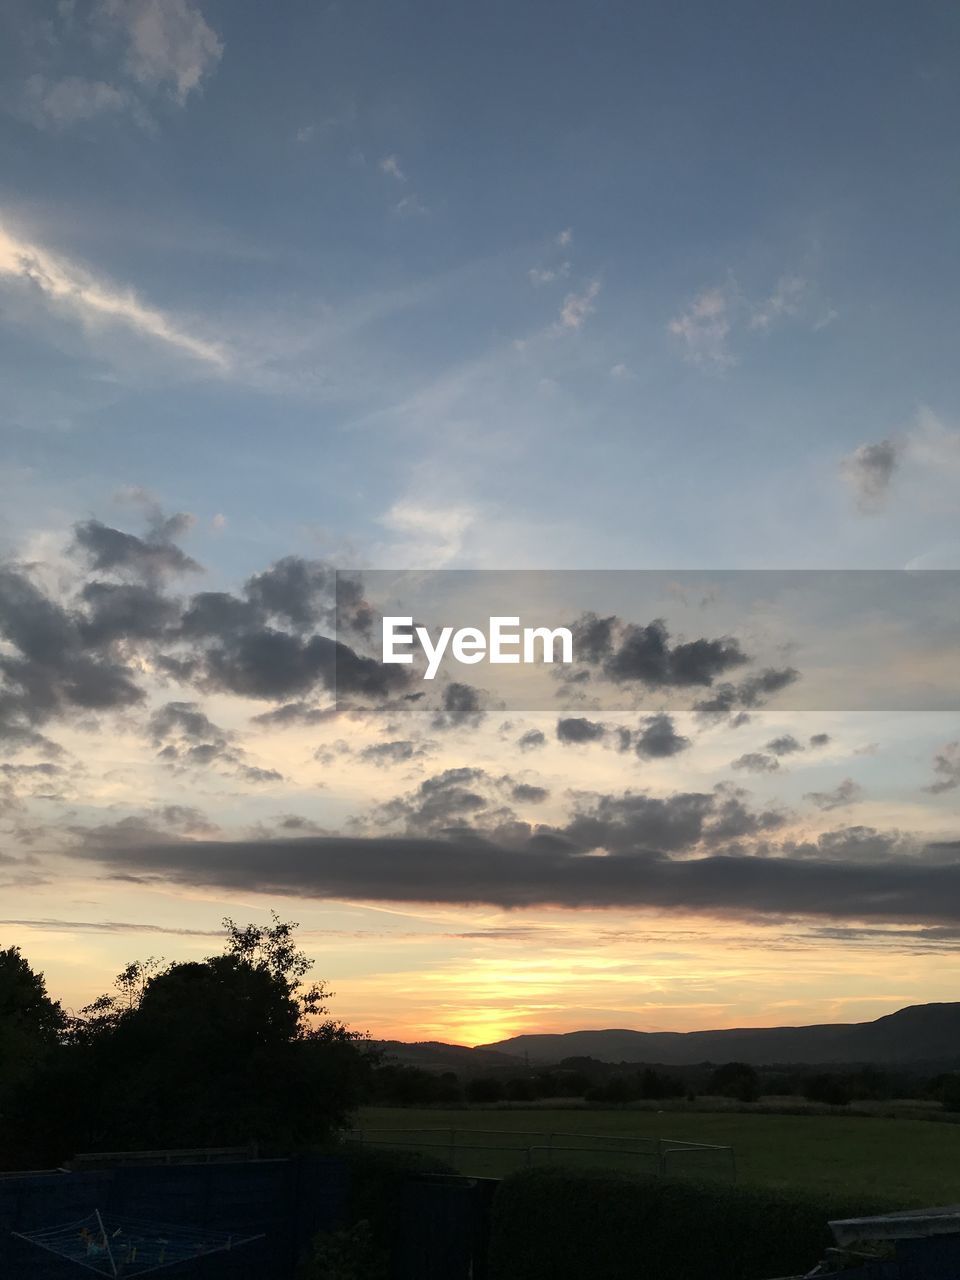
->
[{"left": 353, "top": 1126, "right": 737, "bottom": 1182}]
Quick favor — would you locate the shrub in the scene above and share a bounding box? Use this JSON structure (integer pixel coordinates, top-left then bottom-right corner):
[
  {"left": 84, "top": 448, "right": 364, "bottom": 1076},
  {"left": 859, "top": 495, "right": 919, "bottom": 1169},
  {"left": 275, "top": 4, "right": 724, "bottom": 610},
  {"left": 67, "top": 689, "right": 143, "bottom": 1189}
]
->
[
  {"left": 487, "top": 1166, "right": 900, "bottom": 1280},
  {"left": 298, "top": 1220, "right": 387, "bottom": 1279}
]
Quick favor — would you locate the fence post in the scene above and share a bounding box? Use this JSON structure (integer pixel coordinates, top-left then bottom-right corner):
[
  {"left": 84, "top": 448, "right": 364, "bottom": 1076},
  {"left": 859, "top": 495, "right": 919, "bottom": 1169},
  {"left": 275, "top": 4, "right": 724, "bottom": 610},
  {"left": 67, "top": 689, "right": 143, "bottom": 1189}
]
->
[{"left": 449, "top": 1129, "right": 456, "bottom": 1169}]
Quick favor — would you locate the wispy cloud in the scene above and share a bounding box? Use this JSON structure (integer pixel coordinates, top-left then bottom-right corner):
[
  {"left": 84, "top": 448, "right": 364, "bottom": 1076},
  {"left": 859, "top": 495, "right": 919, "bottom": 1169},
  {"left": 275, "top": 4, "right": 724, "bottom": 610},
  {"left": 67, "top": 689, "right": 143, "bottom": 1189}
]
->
[
  {"left": 14, "top": 0, "right": 221, "bottom": 130},
  {"left": 668, "top": 287, "right": 734, "bottom": 369},
  {"left": 528, "top": 262, "right": 570, "bottom": 287},
  {"left": 559, "top": 279, "right": 600, "bottom": 331},
  {"left": 0, "top": 218, "right": 229, "bottom": 369},
  {"left": 379, "top": 154, "right": 406, "bottom": 181},
  {"left": 669, "top": 272, "right": 832, "bottom": 371},
  {"left": 378, "top": 499, "right": 477, "bottom": 568},
  {"left": 97, "top": 0, "right": 223, "bottom": 106}
]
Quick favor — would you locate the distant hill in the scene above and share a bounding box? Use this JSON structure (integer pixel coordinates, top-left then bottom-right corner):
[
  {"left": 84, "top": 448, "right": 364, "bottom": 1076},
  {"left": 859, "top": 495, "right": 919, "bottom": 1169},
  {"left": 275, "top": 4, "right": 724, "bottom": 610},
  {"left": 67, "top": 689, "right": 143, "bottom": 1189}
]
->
[
  {"left": 477, "top": 1003, "right": 960, "bottom": 1067},
  {"left": 371, "top": 1039, "right": 522, "bottom": 1075}
]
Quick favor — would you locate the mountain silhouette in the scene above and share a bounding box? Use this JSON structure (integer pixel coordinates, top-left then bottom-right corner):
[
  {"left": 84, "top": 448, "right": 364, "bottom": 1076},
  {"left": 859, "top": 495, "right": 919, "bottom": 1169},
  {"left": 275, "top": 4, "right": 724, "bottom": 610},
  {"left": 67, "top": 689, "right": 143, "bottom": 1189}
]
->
[{"left": 474, "top": 1002, "right": 960, "bottom": 1066}]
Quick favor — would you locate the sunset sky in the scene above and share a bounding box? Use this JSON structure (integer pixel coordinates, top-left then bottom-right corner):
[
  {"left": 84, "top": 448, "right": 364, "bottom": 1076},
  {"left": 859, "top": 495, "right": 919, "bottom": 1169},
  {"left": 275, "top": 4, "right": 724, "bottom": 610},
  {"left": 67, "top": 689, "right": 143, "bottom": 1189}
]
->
[{"left": 2, "top": 0, "right": 960, "bottom": 1046}]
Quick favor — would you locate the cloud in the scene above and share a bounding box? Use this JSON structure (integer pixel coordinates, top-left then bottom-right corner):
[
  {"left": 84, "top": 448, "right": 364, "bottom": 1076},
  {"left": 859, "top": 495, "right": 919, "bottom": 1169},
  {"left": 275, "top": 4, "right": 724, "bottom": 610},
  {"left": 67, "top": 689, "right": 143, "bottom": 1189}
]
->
[
  {"left": 359, "top": 739, "right": 433, "bottom": 767},
  {"left": 97, "top": 0, "right": 223, "bottom": 105},
  {"left": 926, "top": 742, "right": 960, "bottom": 795},
  {"left": 529, "top": 263, "right": 570, "bottom": 287},
  {"left": 559, "top": 280, "right": 600, "bottom": 331},
  {"left": 732, "top": 752, "right": 779, "bottom": 774},
  {"left": 431, "top": 682, "right": 485, "bottom": 730},
  {"left": 748, "top": 275, "right": 808, "bottom": 330},
  {"left": 71, "top": 802, "right": 960, "bottom": 924},
  {"left": 0, "top": 522, "right": 413, "bottom": 754},
  {"left": 0, "top": 218, "right": 229, "bottom": 368},
  {"left": 517, "top": 728, "right": 546, "bottom": 751},
  {"left": 511, "top": 782, "right": 549, "bottom": 804},
  {"left": 148, "top": 699, "right": 282, "bottom": 781},
  {"left": 694, "top": 667, "right": 800, "bottom": 724},
  {"left": 668, "top": 287, "right": 733, "bottom": 370},
  {"left": 633, "top": 713, "right": 690, "bottom": 759},
  {"left": 841, "top": 439, "right": 901, "bottom": 512},
  {"left": 74, "top": 516, "right": 200, "bottom": 582},
  {"left": 378, "top": 500, "right": 476, "bottom": 568},
  {"left": 570, "top": 613, "right": 751, "bottom": 690},
  {"left": 804, "top": 778, "right": 863, "bottom": 811},
  {"left": 22, "top": 75, "right": 135, "bottom": 129},
  {"left": 669, "top": 273, "right": 830, "bottom": 371},
  {"left": 767, "top": 734, "right": 803, "bottom": 756},
  {"left": 557, "top": 716, "right": 606, "bottom": 744},
  {"left": 379, "top": 154, "right": 406, "bottom": 181}
]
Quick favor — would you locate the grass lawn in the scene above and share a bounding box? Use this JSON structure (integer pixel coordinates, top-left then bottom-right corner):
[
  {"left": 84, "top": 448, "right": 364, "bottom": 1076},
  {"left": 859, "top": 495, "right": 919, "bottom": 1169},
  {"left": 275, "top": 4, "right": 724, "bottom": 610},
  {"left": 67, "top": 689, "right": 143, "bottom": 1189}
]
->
[{"left": 355, "top": 1105, "right": 960, "bottom": 1205}]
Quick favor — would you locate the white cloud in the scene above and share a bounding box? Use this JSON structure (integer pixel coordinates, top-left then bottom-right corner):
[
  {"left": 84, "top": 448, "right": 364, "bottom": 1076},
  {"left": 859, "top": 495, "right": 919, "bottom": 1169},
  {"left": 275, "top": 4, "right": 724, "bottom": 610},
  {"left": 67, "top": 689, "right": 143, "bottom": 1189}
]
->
[
  {"left": 556, "top": 228, "right": 573, "bottom": 247},
  {"left": 395, "top": 194, "right": 428, "bottom": 217},
  {"left": 749, "top": 274, "right": 808, "bottom": 330},
  {"left": 97, "top": 0, "right": 223, "bottom": 105},
  {"left": 528, "top": 262, "right": 570, "bottom": 287},
  {"left": 379, "top": 154, "right": 406, "bottom": 181},
  {"left": 668, "top": 287, "right": 733, "bottom": 369},
  {"left": 22, "top": 74, "right": 135, "bottom": 129},
  {"left": 669, "top": 271, "right": 832, "bottom": 371},
  {"left": 378, "top": 500, "right": 477, "bottom": 568},
  {"left": 0, "top": 217, "right": 228, "bottom": 369},
  {"left": 559, "top": 279, "right": 600, "bottom": 331}
]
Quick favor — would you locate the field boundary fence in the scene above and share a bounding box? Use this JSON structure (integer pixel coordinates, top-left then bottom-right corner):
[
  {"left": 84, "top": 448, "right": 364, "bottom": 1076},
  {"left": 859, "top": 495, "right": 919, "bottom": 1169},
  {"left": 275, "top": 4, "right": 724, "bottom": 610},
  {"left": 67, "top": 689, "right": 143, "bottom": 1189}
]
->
[{"left": 352, "top": 1127, "right": 737, "bottom": 1181}]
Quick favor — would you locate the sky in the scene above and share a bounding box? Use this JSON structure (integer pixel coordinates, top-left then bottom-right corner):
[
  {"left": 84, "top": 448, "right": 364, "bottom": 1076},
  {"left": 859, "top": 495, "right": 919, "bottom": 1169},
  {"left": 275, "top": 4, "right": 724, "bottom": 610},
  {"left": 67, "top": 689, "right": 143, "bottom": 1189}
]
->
[{"left": 2, "top": 0, "right": 960, "bottom": 1047}]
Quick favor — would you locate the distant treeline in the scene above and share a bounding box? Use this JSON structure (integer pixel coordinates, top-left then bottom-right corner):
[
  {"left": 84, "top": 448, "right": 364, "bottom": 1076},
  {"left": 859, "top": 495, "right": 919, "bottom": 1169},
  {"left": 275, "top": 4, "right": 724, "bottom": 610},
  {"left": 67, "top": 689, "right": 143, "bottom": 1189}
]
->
[{"left": 365, "top": 1055, "right": 960, "bottom": 1110}]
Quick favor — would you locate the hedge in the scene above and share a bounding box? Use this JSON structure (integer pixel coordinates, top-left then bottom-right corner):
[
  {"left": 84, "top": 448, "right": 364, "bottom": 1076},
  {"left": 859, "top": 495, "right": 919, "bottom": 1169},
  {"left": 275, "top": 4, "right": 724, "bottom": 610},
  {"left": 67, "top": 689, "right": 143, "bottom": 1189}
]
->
[
  {"left": 487, "top": 1166, "right": 902, "bottom": 1280},
  {"left": 299, "top": 1143, "right": 456, "bottom": 1277}
]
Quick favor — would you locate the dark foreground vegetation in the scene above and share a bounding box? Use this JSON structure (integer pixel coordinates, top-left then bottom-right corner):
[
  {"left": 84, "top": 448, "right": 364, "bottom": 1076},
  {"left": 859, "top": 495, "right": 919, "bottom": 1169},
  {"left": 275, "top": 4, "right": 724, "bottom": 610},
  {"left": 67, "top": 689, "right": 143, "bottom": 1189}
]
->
[{"left": 0, "top": 917, "right": 370, "bottom": 1170}]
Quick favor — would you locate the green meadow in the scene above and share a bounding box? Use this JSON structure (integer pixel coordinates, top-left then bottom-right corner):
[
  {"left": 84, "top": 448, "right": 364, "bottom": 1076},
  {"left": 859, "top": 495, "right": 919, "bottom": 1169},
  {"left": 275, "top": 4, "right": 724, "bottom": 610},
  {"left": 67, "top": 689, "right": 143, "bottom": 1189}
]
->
[{"left": 356, "top": 1105, "right": 960, "bottom": 1206}]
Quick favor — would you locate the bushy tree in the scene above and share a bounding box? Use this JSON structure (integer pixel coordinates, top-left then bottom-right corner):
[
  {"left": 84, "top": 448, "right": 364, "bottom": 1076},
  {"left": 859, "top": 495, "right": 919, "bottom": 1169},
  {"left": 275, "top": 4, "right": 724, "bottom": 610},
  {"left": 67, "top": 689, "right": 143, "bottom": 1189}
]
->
[
  {"left": 0, "top": 947, "right": 65, "bottom": 1099},
  {"left": 3, "top": 915, "right": 370, "bottom": 1165}
]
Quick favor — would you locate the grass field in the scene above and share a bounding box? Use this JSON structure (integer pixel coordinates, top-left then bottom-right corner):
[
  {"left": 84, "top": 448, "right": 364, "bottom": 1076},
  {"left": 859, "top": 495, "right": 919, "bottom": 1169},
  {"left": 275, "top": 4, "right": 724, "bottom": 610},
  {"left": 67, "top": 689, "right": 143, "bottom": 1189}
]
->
[{"left": 355, "top": 1105, "right": 960, "bottom": 1205}]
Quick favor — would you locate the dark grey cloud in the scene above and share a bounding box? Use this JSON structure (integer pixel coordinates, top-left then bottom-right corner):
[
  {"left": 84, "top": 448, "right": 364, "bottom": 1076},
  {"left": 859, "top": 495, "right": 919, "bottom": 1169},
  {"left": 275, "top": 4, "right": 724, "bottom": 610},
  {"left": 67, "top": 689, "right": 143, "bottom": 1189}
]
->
[
  {"left": 694, "top": 667, "right": 800, "bottom": 724},
  {"left": 517, "top": 728, "right": 546, "bottom": 751},
  {"left": 783, "top": 825, "right": 911, "bottom": 863},
  {"left": 809, "top": 733, "right": 831, "bottom": 748},
  {"left": 148, "top": 700, "right": 283, "bottom": 781},
  {"left": 842, "top": 439, "right": 901, "bottom": 512},
  {"left": 732, "top": 752, "right": 779, "bottom": 774},
  {"left": 557, "top": 716, "right": 606, "bottom": 744},
  {"left": 767, "top": 734, "right": 803, "bottom": 756},
  {"left": 70, "top": 821, "right": 960, "bottom": 924},
  {"left": 359, "top": 739, "right": 432, "bottom": 767},
  {"left": 511, "top": 782, "right": 549, "bottom": 804},
  {"left": 926, "top": 742, "right": 960, "bottom": 795},
  {"left": 804, "top": 778, "right": 863, "bottom": 811},
  {"left": 73, "top": 517, "right": 200, "bottom": 581},
  {"left": 0, "top": 565, "right": 145, "bottom": 749},
  {"left": 431, "top": 681, "right": 485, "bottom": 730},
  {"left": 569, "top": 613, "right": 749, "bottom": 688},
  {"left": 633, "top": 713, "right": 690, "bottom": 759},
  {"left": 377, "top": 766, "right": 492, "bottom": 832}
]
